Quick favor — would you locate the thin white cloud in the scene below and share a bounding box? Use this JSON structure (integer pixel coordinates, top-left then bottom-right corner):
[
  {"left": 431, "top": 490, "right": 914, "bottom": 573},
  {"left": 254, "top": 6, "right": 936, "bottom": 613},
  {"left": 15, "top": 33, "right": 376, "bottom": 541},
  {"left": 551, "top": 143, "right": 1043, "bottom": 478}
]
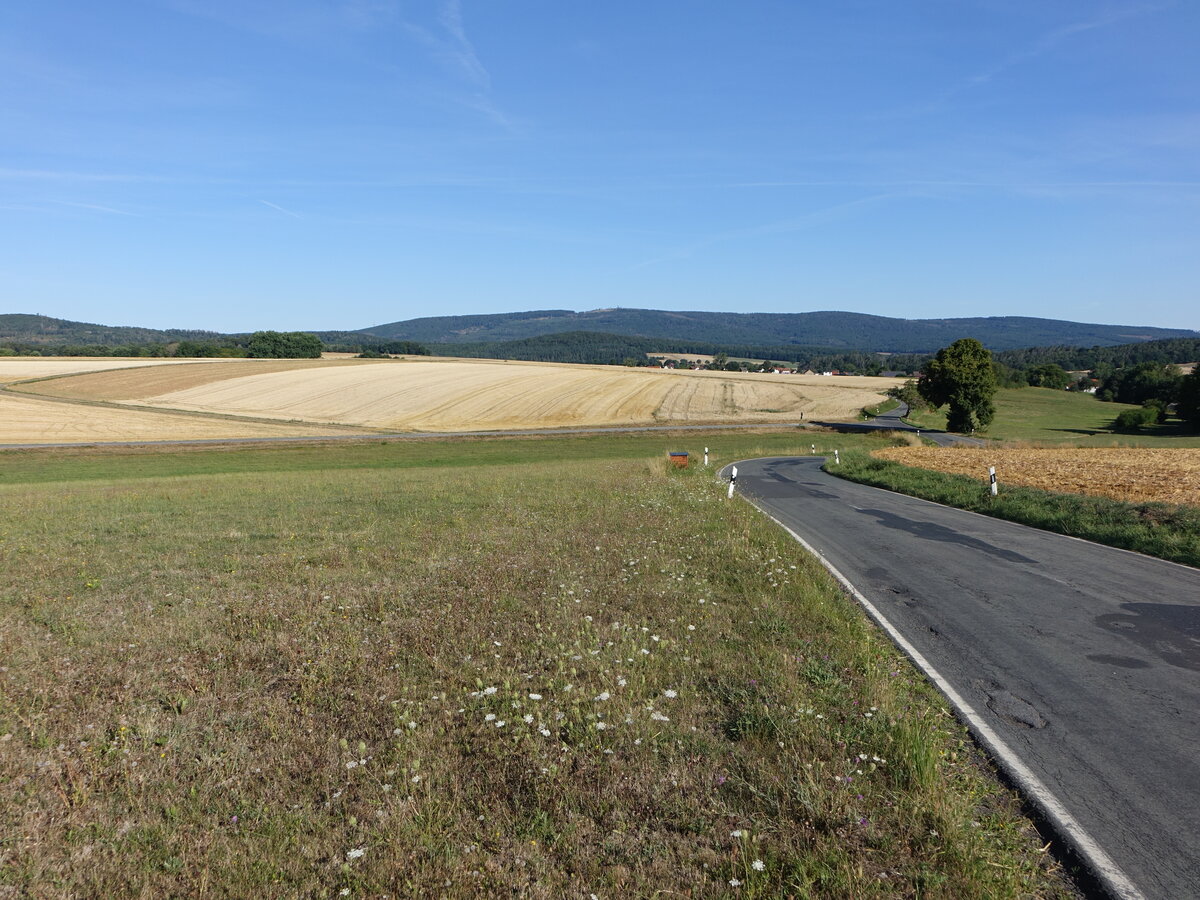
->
[
  {"left": 880, "top": 3, "right": 1173, "bottom": 119},
  {"left": 0, "top": 168, "right": 166, "bottom": 183},
  {"left": 728, "top": 179, "right": 1200, "bottom": 190},
  {"left": 257, "top": 198, "right": 302, "bottom": 218},
  {"left": 402, "top": 0, "right": 512, "bottom": 128},
  {"left": 437, "top": 0, "right": 491, "bottom": 89},
  {"left": 45, "top": 200, "right": 142, "bottom": 217},
  {"left": 962, "top": 3, "right": 1170, "bottom": 92}
]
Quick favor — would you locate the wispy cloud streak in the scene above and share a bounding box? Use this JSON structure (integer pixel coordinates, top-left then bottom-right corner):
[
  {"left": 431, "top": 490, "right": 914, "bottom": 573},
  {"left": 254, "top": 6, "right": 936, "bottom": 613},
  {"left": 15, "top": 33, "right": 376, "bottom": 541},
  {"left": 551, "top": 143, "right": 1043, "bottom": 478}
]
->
[
  {"left": 258, "top": 199, "right": 302, "bottom": 218},
  {"left": 46, "top": 200, "right": 142, "bottom": 216}
]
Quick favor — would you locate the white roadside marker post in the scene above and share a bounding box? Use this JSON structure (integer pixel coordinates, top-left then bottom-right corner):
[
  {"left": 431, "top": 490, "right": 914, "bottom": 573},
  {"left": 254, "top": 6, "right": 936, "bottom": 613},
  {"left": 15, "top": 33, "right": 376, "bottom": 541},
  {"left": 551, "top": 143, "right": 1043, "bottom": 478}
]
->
[
  {"left": 811, "top": 444, "right": 816, "bottom": 455},
  {"left": 989, "top": 466, "right": 998, "bottom": 496},
  {"left": 727, "top": 465, "right": 738, "bottom": 499},
  {"left": 834, "top": 450, "right": 840, "bottom": 465},
  {"left": 704, "top": 446, "right": 709, "bottom": 467}
]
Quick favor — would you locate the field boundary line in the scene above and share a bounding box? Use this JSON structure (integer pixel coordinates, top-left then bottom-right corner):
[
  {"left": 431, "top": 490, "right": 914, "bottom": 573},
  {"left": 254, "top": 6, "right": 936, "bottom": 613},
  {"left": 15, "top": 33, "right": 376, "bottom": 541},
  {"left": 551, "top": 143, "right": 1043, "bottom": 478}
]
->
[{"left": 721, "top": 456, "right": 1148, "bottom": 900}]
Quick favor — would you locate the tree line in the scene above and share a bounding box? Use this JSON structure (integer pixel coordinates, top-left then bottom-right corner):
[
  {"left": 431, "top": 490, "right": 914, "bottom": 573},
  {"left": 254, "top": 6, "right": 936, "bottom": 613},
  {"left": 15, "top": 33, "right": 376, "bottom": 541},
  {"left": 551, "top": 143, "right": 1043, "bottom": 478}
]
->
[{"left": 0, "top": 332, "right": 432, "bottom": 359}]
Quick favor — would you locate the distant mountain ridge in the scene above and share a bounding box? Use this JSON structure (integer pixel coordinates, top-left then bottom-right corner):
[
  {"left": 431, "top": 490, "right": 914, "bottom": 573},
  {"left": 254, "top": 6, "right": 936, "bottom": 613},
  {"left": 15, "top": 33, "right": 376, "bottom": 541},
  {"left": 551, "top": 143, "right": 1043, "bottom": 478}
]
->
[
  {"left": 2, "top": 309, "right": 1196, "bottom": 355},
  {"left": 356, "top": 308, "right": 1197, "bottom": 352}
]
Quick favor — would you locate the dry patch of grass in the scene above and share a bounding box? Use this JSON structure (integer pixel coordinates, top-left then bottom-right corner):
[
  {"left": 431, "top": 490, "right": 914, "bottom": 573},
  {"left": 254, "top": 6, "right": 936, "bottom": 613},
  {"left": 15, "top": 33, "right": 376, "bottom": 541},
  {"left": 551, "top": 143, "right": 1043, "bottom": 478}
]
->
[
  {"left": 0, "top": 450, "right": 1069, "bottom": 898},
  {"left": 874, "top": 446, "right": 1200, "bottom": 506}
]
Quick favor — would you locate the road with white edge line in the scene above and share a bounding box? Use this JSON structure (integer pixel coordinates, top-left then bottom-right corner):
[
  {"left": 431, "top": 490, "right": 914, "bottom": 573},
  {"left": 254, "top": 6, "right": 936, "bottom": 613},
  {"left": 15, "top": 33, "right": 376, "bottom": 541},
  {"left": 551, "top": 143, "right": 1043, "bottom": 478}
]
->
[{"left": 722, "top": 456, "right": 1199, "bottom": 900}]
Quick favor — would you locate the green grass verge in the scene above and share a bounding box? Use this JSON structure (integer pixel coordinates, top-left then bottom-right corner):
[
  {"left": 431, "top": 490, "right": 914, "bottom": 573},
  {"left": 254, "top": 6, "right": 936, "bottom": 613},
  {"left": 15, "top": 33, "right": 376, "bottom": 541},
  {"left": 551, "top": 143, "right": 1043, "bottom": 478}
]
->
[
  {"left": 903, "top": 387, "right": 1200, "bottom": 446},
  {"left": 0, "top": 433, "right": 1071, "bottom": 897},
  {"left": 0, "top": 429, "right": 874, "bottom": 486},
  {"left": 829, "top": 450, "right": 1200, "bottom": 568}
]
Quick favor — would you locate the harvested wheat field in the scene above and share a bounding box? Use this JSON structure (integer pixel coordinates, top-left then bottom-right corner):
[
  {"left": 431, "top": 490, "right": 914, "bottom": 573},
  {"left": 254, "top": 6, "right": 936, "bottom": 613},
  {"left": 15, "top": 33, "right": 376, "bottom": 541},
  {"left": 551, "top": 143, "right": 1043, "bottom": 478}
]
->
[
  {"left": 874, "top": 446, "right": 1200, "bottom": 506},
  {"left": 21, "top": 358, "right": 362, "bottom": 401},
  {"left": 0, "top": 392, "right": 358, "bottom": 445},
  {"left": 28, "top": 357, "right": 901, "bottom": 432},
  {"left": 0, "top": 356, "right": 226, "bottom": 384}
]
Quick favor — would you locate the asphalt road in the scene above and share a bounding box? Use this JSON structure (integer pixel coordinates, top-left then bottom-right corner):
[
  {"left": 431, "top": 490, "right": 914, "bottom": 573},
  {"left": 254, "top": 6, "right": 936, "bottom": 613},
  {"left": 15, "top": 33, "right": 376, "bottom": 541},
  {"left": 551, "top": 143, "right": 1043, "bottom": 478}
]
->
[
  {"left": 724, "top": 456, "right": 1200, "bottom": 900},
  {"left": 814, "top": 401, "right": 988, "bottom": 447}
]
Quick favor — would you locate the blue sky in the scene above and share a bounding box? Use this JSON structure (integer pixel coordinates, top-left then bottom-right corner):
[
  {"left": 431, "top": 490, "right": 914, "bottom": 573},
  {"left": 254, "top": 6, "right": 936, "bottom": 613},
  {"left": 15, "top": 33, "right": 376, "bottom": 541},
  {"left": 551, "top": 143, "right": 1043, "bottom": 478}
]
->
[{"left": 2, "top": 1, "right": 1198, "bottom": 332}]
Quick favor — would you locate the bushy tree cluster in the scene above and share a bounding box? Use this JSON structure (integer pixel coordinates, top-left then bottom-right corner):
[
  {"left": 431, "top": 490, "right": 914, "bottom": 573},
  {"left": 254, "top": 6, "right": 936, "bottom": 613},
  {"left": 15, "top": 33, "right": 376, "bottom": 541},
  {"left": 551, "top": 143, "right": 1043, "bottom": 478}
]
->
[
  {"left": 1095, "top": 362, "right": 1182, "bottom": 406},
  {"left": 246, "top": 331, "right": 323, "bottom": 359},
  {"left": 175, "top": 340, "right": 245, "bottom": 358},
  {"left": 1024, "top": 363, "right": 1071, "bottom": 389}
]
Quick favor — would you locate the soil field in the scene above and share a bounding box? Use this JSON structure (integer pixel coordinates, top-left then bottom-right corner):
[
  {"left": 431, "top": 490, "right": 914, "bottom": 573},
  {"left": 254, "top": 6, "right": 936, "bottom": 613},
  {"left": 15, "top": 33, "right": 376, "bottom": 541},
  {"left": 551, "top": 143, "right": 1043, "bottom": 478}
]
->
[
  {"left": 0, "top": 393, "right": 358, "bottom": 445},
  {"left": 25, "top": 358, "right": 901, "bottom": 433},
  {"left": 874, "top": 446, "right": 1200, "bottom": 506}
]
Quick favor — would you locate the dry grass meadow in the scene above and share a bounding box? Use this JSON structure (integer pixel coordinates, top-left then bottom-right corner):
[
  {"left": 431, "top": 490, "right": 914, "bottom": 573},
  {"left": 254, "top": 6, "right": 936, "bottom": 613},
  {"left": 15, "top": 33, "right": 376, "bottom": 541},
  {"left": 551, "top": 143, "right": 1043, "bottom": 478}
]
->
[
  {"left": 0, "top": 434, "right": 1073, "bottom": 898},
  {"left": 8, "top": 358, "right": 901, "bottom": 441},
  {"left": 874, "top": 446, "right": 1200, "bottom": 507}
]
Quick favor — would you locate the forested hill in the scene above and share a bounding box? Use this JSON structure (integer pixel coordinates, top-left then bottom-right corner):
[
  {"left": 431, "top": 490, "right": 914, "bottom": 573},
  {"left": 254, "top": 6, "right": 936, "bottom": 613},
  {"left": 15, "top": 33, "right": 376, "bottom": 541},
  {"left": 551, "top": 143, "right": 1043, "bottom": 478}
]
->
[
  {"left": 431, "top": 331, "right": 892, "bottom": 371},
  {"left": 360, "top": 308, "right": 1197, "bottom": 352},
  {"left": 0, "top": 314, "right": 221, "bottom": 345}
]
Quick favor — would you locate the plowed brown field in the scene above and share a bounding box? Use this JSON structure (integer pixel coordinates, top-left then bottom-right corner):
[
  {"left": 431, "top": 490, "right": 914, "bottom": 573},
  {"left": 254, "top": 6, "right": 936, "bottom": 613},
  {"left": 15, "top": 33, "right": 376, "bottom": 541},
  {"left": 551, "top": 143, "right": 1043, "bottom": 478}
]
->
[
  {"left": 874, "top": 446, "right": 1200, "bottom": 506},
  {"left": 22, "top": 358, "right": 900, "bottom": 434}
]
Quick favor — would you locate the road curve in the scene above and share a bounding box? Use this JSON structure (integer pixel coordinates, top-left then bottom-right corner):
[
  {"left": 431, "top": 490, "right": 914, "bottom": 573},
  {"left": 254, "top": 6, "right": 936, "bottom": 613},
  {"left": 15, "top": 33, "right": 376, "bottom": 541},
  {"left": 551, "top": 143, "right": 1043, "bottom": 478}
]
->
[
  {"left": 723, "top": 456, "right": 1199, "bottom": 900},
  {"left": 814, "top": 401, "right": 988, "bottom": 447}
]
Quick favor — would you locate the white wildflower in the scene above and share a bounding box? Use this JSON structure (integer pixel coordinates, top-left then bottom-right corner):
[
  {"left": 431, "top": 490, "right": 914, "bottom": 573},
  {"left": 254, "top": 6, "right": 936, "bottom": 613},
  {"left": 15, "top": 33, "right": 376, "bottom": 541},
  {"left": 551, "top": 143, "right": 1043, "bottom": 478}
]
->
[
  {"left": 663, "top": 689, "right": 677, "bottom": 699},
  {"left": 528, "top": 693, "right": 542, "bottom": 701},
  {"left": 751, "top": 859, "right": 765, "bottom": 871},
  {"left": 346, "top": 847, "right": 365, "bottom": 860}
]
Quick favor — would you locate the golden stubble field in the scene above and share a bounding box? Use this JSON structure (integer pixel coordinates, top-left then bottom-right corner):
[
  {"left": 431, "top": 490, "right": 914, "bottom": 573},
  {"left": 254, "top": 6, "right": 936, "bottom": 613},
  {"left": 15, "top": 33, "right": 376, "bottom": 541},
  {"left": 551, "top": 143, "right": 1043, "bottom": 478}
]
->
[
  {"left": 0, "top": 358, "right": 362, "bottom": 444},
  {"left": 874, "top": 446, "right": 1200, "bottom": 506},
  {"left": 9, "top": 357, "right": 902, "bottom": 441}
]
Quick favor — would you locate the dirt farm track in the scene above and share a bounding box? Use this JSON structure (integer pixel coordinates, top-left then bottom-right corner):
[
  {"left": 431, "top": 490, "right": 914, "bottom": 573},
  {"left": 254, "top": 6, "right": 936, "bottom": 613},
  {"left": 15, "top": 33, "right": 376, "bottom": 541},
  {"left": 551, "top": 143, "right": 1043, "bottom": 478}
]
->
[{"left": 0, "top": 357, "right": 901, "bottom": 445}]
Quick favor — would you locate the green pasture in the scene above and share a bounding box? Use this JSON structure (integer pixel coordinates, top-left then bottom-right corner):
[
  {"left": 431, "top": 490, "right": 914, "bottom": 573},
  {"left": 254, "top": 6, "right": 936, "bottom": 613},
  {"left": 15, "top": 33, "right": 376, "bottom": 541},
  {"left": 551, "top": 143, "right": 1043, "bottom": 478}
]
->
[
  {"left": 904, "top": 387, "right": 1200, "bottom": 446},
  {"left": 0, "top": 430, "right": 1071, "bottom": 898}
]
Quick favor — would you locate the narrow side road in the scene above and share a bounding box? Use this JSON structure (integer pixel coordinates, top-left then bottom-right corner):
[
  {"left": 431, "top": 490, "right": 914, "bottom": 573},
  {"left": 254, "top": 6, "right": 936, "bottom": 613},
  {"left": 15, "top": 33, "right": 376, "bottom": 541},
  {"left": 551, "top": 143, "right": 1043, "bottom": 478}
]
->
[
  {"left": 723, "top": 456, "right": 1199, "bottom": 900},
  {"left": 814, "top": 401, "right": 987, "bottom": 446}
]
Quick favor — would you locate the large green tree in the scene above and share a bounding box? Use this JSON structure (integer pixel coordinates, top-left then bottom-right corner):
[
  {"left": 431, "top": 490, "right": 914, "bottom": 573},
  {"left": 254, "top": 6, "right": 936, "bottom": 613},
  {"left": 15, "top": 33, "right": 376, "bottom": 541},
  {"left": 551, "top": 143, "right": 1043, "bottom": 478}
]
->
[{"left": 917, "top": 338, "right": 997, "bottom": 433}]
